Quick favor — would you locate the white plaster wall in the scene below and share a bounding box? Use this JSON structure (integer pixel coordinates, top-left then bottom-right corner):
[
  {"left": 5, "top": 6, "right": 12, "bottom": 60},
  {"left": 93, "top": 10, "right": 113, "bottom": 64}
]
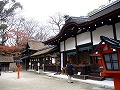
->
[
  {"left": 60, "top": 41, "right": 64, "bottom": 52},
  {"left": 93, "top": 25, "right": 113, "bottom": 45},
  {"left": 61, "top": 53, "right": 63, "bottom": 70},
  {"left": 116, "top": 22, "right": 120, "bottom": 40},
  {"left": 65, "top": 37, "right": 75, "bottom": 51},
  {"left": 77, "top": 32, "right": 91, "bottom": 45}
]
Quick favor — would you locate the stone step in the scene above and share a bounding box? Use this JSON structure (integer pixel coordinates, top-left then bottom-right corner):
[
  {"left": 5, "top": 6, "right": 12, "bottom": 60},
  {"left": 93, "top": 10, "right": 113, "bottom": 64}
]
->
[
  {"left": 73, "top": 75, "right": 88, "bottom": 80},
  {"left": 89, "top": 73, "right": 100, "bottom": 77},
  {"left": 88, "top": 75, "right": 105, "bottom": 81}
]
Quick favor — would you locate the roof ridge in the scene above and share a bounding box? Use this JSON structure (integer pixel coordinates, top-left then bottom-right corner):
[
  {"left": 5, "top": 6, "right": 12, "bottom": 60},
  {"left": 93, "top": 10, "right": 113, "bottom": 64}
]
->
[
  {"left": 88, "top": 0, "right": 120, "bottom": 17},
  {"left": 28, "top": 40, "right": 42, "bottom": 42}
]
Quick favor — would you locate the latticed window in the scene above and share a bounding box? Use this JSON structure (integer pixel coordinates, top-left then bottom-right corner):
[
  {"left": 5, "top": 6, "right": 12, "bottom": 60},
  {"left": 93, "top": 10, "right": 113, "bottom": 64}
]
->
[{"left": 103, "top": 52, "right": 119, "bottom": 70}]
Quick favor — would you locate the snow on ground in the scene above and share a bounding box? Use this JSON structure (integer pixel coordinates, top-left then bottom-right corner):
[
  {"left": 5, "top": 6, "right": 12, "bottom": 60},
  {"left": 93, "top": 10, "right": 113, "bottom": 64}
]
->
[{"left": 46, "top": 72, "right": 114, "bottom": 89}]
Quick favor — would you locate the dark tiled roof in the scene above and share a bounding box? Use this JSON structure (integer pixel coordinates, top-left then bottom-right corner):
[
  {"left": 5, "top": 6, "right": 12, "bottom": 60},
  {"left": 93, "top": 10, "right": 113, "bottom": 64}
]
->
[
  {"left": 100, "top": 36, "right": 120, "bottom": 49},
  {"left": 38, "top": 45, "right": 56, "bottom": 51},
  {"left": 31, "top": 48, "right": 53, "bottom": 56},
  {"left": 65, "top": 0, "right": 120, "bottom": 24},
  {"left": 28, "top": 40, "right": 44, "bottom": 50},
  {"left": 88, "top": 0, "right": 120, "bottom": 20},
  {"left": 31, "top": 45, "right": 56, "bottom": 56},
  {"left": 88, "top": 0, "right": 120, "bottom": 17},
  {"left": 44, "top": 0, "right": 120, "bottom": 45},
  {"left": 65, "top": 16, "right": 89, "bottom": 24}
]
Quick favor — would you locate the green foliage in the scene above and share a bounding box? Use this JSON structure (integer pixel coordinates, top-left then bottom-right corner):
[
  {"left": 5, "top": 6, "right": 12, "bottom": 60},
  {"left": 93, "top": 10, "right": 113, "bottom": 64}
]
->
[
  {"left": 0, "top": 24, "right": 8, "bottom": 30},
  {"left": 0, "top": 0, "right": 22, "bottom": 46},
  {"left": 0, "top": 0, "right": 22, "bottom": 21},
  {"left": 87, "top": 9, "right": 98, "bottom": 15},
  {"left": 87, "top": 5, "right": 106, "bottom": 15}
]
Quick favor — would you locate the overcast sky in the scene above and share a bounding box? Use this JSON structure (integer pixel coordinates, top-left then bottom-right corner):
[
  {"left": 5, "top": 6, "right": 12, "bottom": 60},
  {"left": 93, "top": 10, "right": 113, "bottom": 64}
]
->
[{"left": 17, "top": 0, "right": 110, "bottom": 22}]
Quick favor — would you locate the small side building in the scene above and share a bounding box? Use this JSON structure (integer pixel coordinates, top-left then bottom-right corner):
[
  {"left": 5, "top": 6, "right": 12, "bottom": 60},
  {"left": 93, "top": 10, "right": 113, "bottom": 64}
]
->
[
  {"left": 0, "top": 55, "right": 14, "bottom": 71},
  {"left": 21, "top": 40, "right": 44, "bottom": 70},
  {"left": 30, "top": 45, "right": 60, "bottom": 73}
]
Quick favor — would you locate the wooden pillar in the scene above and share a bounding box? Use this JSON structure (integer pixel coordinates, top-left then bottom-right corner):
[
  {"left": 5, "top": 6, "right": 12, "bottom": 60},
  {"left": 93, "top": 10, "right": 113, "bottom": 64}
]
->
[
  {"left": 63, "top": 52, "right": 66, "bottom": 67},
  {"left": 113, "top": 75, "right": 120, "bottom": 90},
  {"left": 17, "top": 65, "right": 20, "bottom": 79},
  {"left": 64, "top": 40, "right": 66, "bottom": 52},
  {"left": 90, "top": 30, "right": 93, "bottom": 64},
  {"left": 112, "top": 23, "right": 117, "bottom": 40},
  {"left": 90, "top": 31, "right": 93, "bottom": 44},
  {"left": 75, "top": 36, "right": 79, "bottom": 64},
  {"left": 63, "top": 40, "right": 66, "bottom": 67},
  {"left": 25, "top": 59, "right": 27, "bottom": 70}
]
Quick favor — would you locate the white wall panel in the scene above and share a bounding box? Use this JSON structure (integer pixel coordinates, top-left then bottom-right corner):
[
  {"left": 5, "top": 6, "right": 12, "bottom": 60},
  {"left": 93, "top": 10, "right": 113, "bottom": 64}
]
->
[
  {"left": 77, "top": 32, "right": 91, "bottom": 45},
  {"left": 65, "top": 37, "right": 75, "bottom": 50},
  {"left": 61, "top": 53, "right": 63, "bottom": 70},
  {"left": 116, "top": 22, "right": 120, "bottom": 40},
  {"left": 60, "top": 41, "right": 64, "bottom": 52},
  {"left": 93, "top": 25, "right": 113, "bottom": 45}
]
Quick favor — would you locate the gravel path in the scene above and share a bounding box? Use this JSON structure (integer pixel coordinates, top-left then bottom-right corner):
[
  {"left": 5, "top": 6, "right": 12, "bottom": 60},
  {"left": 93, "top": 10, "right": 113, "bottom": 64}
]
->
[{"left": 0, "top": 71, "right": 113, "bottom": 90}]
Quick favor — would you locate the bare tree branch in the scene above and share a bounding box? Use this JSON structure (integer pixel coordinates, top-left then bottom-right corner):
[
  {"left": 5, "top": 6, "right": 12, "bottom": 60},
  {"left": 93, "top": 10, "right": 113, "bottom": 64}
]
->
[{"left": 48, "top": 12, "right": 65, "bottom": 36}]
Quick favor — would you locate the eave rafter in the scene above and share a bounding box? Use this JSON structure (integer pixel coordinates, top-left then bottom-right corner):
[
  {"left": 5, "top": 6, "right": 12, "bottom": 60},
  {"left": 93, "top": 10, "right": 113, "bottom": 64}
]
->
[
  {"left": 77, "top": 8, "right": 120, "bottom": 33},
  {"left": 44, "top": 22, "right": 78, "bottom": 45}
]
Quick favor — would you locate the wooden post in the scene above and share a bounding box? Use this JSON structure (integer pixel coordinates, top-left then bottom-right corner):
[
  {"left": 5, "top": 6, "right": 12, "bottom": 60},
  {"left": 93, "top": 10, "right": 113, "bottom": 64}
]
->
[
  {"left": 17, "top": 65, "right": 20, "bottom": 79},
  {"left": 114, "top": 75, "right": 120, "bottom": 90}
]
